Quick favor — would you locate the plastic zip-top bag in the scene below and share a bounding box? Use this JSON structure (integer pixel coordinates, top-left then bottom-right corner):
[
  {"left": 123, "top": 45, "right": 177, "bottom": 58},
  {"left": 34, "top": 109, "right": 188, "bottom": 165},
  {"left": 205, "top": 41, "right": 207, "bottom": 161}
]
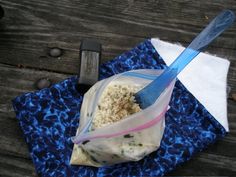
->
[{"left": 70, "top": 69, "right": 175, "bottom": 167}]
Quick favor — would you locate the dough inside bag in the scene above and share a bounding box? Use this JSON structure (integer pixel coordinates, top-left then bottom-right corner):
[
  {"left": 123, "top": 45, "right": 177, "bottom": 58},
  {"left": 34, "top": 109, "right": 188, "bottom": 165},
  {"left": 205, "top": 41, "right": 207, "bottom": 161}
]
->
[
  {"left": 70, "top": 82, "right": 143, "bottom": 166},
  {"left": 89, "top": 83, "right": 142, "bottom": 130},
  {"left": 70, "top": 69, "right": 172, "bottom": 167}
]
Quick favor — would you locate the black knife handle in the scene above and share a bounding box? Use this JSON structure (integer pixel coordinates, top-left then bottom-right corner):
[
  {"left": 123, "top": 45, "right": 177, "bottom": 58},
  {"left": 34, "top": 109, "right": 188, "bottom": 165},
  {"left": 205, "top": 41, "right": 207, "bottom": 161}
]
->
[{"left": 77, "top": 39, "right": 101, "bottom": 94}]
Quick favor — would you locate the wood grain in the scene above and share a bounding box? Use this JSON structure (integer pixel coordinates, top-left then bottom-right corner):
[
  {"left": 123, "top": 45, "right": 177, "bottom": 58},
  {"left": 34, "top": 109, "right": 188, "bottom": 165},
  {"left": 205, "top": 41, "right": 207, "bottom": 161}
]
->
[
  {"left": 0, "top": 153, "right": 36, "bottom": 177},
  {"left": 0, "top": 0, "right": 235, "bottom": 74},
  {"left": 0, "top": 0, "right": 235, "bottom": 176}
]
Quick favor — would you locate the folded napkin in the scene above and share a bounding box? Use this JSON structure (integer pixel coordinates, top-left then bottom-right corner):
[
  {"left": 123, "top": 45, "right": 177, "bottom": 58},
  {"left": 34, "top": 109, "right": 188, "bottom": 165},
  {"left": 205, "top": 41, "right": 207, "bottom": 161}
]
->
[
  {"left": 151, "top": 38, "right": 230, "bottom": 132},
  {"left": 12, "top": 39, "right": 229, "bottom": 177}
]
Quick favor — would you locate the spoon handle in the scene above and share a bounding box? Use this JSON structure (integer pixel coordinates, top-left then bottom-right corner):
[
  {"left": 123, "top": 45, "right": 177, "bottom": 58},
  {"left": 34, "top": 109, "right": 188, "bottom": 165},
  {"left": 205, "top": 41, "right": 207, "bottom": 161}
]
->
[
  {"left": 135, "top": 10, "right": 235, "bottom": 109},
  {"left": 172, "top": 10, "right": 235, "bottom": 74}
]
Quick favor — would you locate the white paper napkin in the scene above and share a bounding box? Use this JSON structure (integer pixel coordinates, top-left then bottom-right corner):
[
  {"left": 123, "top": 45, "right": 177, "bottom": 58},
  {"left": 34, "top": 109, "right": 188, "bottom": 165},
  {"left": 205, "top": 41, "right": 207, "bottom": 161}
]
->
[{"left": 151, "top": 38, "right": 230, "bottom": 131}]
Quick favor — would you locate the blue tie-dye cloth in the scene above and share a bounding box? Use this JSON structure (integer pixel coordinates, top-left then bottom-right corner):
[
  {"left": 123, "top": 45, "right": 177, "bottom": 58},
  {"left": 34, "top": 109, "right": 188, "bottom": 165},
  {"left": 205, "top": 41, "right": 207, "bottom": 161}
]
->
[{"left": 12, "top": 39, "right": 226, "bottom": 177}]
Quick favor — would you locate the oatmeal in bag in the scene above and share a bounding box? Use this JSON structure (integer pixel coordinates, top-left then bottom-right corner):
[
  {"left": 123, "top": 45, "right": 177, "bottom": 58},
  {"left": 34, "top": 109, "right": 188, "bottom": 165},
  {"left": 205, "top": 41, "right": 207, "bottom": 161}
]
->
[{"left": 70, "top": 69, "right": 175, "bottom": 166}]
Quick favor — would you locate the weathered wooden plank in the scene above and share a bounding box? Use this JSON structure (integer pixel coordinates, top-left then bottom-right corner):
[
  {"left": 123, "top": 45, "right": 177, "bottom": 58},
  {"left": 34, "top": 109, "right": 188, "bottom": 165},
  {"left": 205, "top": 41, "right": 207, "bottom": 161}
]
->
[
  {"left": 0, "top": 0, "right": 235, "bottom": 74},
  {"left": 0, "top": 66, "right": 70, "bottom": 115},
  {"left": 0, "top": 113, "right": 30, "bottom": 158},
  {"left": 168, "top": 153, "right": 236, "bottom": 176},
  {"left": 228, "top": 99, "right": 236, "bottom": 115},
  {"left": 0, "top": 153, "right": 36, "bottom": 177}
]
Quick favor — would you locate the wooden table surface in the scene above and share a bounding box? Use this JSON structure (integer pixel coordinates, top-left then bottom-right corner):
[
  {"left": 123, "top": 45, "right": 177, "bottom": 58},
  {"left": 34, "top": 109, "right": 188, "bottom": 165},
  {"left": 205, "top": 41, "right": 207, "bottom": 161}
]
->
[{"left": 0, "top": 0, "right": 236, "bottom": 176}]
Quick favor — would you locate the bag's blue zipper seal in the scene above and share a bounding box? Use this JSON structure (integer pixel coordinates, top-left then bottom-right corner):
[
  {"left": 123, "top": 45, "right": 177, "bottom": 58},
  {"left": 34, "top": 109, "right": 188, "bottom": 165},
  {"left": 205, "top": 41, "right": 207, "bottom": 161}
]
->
[{"left": 123, "top": 72, "right": 157, "bottom": 80}]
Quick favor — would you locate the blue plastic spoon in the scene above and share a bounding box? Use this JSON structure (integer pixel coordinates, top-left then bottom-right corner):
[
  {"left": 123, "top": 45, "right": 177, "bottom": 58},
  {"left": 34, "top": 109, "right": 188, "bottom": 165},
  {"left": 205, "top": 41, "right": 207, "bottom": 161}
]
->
[{"left": 135, "top": 10, "right": 235, "bottom": 109}]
